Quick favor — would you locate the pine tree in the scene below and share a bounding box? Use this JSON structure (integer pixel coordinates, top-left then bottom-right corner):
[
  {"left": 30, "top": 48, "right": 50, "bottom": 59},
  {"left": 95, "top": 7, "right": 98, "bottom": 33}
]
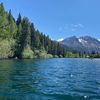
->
[
  {"left": 30, "top": 23, "right": 35, "bottom": 49},
  {"left": 21, "top": 17, "right": 31, "bottom": 49},
  {"left": 0, "top": 3, "right": 9, "bottom": 38},
  {"left": 8, "top": 9, "right": 17, "bottom": 38},
  {"left": 16, "top": 13, "right": 21, "bottom": 26},
  {"left": 34, "top": 30, "right": 40, "bottom": 48},
  {"left": 14, "top": 14, "right": 22, "bottom": 57},
  {"left": 0, "top": 3, "right": 4, "bottom": 15}
]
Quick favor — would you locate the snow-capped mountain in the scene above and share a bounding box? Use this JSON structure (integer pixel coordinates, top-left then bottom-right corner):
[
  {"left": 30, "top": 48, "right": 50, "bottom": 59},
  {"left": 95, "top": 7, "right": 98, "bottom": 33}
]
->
[{"left": 60, "top": 36, "right": 100, "bottom": 53}]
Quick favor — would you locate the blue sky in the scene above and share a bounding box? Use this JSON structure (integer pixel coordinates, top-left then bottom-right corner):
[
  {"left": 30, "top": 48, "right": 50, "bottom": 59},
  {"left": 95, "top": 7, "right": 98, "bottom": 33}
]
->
[{"left": 1, "top": 0, "right": 100, "bottom": 40}]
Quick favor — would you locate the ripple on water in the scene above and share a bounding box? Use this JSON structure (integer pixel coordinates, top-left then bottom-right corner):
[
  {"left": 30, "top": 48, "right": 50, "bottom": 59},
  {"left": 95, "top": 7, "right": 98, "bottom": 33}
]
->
[{"left": 0, "top": 58, "right": 100, "bottom": 100}]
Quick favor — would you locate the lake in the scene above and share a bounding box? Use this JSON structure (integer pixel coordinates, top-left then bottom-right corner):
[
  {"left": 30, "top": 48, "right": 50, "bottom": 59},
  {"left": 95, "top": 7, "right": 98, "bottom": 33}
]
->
[{"left": 0, "top": 58, "right": 100, "bottom": 100}]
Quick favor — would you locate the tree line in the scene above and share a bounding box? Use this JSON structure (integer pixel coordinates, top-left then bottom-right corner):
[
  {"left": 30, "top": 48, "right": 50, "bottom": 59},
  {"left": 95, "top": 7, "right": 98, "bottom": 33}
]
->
[{"left": 0, "top": 3, "right": 66, "bottom": 59}]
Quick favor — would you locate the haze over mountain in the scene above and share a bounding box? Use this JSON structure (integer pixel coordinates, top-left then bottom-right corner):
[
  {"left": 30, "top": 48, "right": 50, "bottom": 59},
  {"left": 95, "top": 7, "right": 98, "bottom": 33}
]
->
[{"left": 60, "top": 36, "right": 100, "bottom": 53}]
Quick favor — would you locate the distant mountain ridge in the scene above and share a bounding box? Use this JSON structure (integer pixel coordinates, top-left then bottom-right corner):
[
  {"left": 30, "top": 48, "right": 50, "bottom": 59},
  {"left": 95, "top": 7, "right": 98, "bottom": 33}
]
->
[{"left": 60, "top": 36, "right": 100, "bottom": 53}]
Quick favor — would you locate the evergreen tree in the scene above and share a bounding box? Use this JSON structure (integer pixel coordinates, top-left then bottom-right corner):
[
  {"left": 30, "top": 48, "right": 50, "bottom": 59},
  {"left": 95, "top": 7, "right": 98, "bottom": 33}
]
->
[
  {"left": 34, "top": 30, "right": 40, "bottom": 48},
  {"left": 7, "top": 9, "right": 17, "bottom": 38},
  {"left": 0, "top": 3, "right": 4, "bottom": 15},
  {"left": 21, "top": 17, "right": 31, "bottom": 49},
  {"left": 0, "top": 3, "right": 9, "bottom": 38},
  {"left": 30, "top": 23, "right": 35, "bottom": 49},
  {"left": 14, "top": 14, "right": 22, "bottom": 57},
  {"left": 16, "top": 13, "right": 21, "bottom": 26}
]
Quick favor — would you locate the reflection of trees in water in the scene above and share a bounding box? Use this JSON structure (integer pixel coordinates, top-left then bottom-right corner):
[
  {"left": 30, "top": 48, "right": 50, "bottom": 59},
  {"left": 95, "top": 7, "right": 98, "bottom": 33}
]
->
[
  {"left": 8, "top": 60, "right": 40, "bottom": 98},
  {"left": 0, "top": 60, "right": 14, "bottom": 83},
  {"left": 0, "top": 60, "right": 15, "bottom": 99},
  {"left": 0, "top": 60, "right": 37, "bottom": 99}
]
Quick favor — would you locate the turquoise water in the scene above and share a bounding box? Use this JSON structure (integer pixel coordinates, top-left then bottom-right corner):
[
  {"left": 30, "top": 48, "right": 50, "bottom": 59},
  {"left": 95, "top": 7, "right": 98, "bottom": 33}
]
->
[{"left": 0, "top": 58, "right": 100, "bottom": 100}]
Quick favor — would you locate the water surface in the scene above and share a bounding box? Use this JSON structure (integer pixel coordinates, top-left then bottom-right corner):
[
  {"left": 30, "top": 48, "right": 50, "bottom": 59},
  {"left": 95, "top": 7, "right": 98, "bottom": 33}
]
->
[{"left": 0, "top": 58, "right": 100, "bottom": 100}]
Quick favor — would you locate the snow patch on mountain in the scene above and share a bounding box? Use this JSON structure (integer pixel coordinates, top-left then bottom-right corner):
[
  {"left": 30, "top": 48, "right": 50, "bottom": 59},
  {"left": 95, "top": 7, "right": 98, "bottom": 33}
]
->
[
  {"left": 78, "top": 38, "right": 88, "bottom": 45},
  {"left": 57, "top": 38, "right": 64, "bottom": 42},
  {"left": 98, "top": 39, "right": 100, "bottom": 41}
]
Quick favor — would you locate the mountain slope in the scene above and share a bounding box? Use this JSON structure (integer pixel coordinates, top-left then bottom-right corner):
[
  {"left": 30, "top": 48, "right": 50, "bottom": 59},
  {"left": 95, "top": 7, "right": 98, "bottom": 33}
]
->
[{"left": 60, "top": 36, "right": 100, "bottom": 53}]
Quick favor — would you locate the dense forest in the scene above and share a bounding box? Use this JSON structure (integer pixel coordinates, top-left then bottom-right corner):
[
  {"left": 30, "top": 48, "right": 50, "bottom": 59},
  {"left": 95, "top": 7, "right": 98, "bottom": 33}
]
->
[
  {"left": 0, "top": 3, "right": 67, "bottom": 59},
  {"left": 0, "top": 3, "right": 100, "bottom": 59}
]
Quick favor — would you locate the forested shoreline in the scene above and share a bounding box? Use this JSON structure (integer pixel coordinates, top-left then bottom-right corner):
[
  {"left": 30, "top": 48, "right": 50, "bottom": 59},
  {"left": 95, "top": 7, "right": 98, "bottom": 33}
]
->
[
  {"left": 0, "top": 3, "right": 100, "bottom": 59},
  {"left": 0, "top": 3, "right": 67, "bottom": 59}
]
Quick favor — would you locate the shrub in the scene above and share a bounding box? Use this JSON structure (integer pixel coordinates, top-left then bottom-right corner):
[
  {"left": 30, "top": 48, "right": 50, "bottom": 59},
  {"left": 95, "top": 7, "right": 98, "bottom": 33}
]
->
[
  {"left": 0, "top": 38, "right": 15, "bottom": 59},
  {"left": 22, "top": 45, "right": 34, "bottom": 59}
]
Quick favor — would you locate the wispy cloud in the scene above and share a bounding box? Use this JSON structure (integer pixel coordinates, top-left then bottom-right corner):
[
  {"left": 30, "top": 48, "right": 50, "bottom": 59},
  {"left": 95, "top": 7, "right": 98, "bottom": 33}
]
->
[
  {"left": 71, "top": 23, "right": 84, "bottom": 32},
  {"left": 58, "top": 23, "right": 84, "bottom": 33},
  {"left": 71, "top": 23, "right": 84, "bottom": 28}
]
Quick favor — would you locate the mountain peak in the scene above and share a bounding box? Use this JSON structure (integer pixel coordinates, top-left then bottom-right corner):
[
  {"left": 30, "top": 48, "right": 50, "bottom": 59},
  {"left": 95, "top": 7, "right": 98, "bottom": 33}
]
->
[{"left": 60, "top": 36, "right": 100, "bottom": 53}]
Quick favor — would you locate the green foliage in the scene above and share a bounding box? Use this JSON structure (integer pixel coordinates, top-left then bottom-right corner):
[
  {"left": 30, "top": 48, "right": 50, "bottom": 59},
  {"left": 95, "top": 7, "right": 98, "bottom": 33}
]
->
[
  {"left": 33, "top": 48, "right": 53, "bottom": 58},
  {"left": 65, "top": 52, "right": 80, "bottom": 58},
  {"left": 21, "top": 17, "right": 31, "bottom": 47},
  {"left": 7, "top": 10, "right": 17, "bottom": 38},
  {"left": 22, "top": 45, "right": 34, "bottom": 59},
  {"left": 16, "top": 13, "right": 22, "bottom": 25},
  {"left": 89, "top": 53, "right": 100, "bottom": 58},
  {"left": 0, "top": 38, "right": 15, "bottom": 59},
  {"left": 0, "top": 4, "right": 17, "bottom": 39}
]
